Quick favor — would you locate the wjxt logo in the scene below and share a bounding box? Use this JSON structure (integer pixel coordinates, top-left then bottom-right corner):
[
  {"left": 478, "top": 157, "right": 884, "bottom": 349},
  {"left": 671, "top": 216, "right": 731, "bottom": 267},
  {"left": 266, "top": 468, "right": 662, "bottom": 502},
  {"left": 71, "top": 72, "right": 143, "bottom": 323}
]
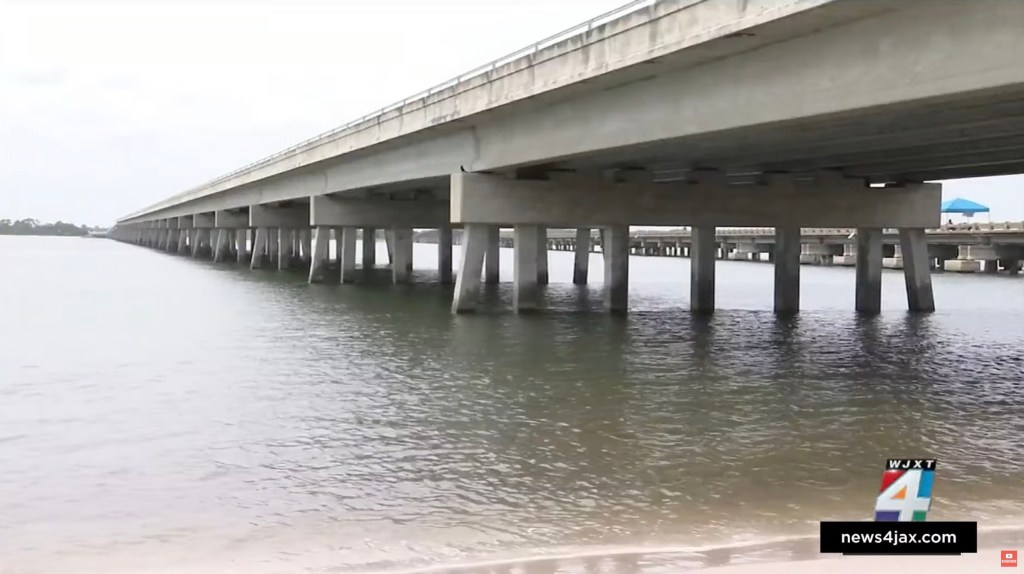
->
[{"left": 875, "top": 459, "right": 937, "bottom": 522}]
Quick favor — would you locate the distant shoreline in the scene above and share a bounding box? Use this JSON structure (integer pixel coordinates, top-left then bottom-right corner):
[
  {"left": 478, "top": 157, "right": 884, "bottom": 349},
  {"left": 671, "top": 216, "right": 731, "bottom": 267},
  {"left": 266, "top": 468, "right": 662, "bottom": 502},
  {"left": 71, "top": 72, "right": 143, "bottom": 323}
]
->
[
  {"left": 0, "top": 231, "right": 89, "bottom": 236},
  {"left": 0, "top": 219, "right": 99, "bottom": 237}
]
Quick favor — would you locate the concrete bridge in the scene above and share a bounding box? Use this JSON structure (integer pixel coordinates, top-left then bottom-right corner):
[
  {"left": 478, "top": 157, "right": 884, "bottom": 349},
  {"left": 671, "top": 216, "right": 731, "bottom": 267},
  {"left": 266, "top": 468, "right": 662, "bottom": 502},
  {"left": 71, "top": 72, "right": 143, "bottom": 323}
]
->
[{"left": 110, "top": 0, "right": 1024, "bottom": 315}]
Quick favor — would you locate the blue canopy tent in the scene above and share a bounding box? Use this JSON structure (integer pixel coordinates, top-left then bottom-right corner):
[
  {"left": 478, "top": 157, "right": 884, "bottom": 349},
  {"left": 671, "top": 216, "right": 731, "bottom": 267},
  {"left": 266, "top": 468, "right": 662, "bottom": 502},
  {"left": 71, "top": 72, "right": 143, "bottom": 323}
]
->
[
  {"left": 941, "top": 197, "right": 991, "bottom": 225},
  {"left": 941, "top": 198, "right": 990, "bottom": 216}
]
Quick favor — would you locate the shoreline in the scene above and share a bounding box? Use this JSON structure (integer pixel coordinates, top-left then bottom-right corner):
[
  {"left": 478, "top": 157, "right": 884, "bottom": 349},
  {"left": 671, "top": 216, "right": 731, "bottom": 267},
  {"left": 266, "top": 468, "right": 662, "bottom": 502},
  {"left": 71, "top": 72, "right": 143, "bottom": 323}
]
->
[
  {"left": 7, "top": 528, "right": 1022, "bottom": 574},
  {"left": 703, "top": 550, "right": 1005, "bottom": 574},
  {"left": 381, "top": 526, "right": 1024, "bottom": 574}
]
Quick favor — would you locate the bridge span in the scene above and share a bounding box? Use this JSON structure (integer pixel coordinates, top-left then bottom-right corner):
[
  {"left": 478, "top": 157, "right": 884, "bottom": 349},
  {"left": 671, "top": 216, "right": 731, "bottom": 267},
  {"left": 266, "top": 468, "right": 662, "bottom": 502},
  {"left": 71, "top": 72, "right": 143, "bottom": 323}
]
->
[{"left": 110, "top": 0, "right": 1024, "bottom": 315}]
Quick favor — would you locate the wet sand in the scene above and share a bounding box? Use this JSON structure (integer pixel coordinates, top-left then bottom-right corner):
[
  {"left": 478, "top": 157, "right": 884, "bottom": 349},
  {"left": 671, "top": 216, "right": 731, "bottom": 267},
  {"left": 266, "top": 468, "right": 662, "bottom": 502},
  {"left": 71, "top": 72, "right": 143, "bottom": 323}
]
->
[{"left": 703, "top": 550, "right": 1005, "bottom": 573}]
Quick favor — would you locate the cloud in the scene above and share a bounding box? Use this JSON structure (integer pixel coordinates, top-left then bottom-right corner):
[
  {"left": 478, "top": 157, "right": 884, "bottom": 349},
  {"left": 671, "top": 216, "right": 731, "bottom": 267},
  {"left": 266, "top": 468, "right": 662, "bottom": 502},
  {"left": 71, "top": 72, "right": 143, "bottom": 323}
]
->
[
  {"left": 1, "top": 0, "right": 1022, "bottom": 226},
  {"left": 0, "top": 0, "right": 635, "bottom": 225}
]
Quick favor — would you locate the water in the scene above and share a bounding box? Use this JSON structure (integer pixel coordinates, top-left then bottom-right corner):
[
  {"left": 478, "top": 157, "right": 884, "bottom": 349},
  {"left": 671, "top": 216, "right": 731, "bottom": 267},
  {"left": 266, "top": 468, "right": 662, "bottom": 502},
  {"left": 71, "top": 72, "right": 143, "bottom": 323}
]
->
[{"left": 1, "top": 236, "right": 1022, "bottom": 574}]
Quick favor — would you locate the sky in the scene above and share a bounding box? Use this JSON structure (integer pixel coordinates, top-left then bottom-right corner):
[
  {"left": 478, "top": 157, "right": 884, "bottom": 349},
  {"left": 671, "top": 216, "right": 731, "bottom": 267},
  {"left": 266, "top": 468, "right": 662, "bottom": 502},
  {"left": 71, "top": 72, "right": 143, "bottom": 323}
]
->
[{"left": 1, "top": 0, "right": 1023, "bottom": 227}]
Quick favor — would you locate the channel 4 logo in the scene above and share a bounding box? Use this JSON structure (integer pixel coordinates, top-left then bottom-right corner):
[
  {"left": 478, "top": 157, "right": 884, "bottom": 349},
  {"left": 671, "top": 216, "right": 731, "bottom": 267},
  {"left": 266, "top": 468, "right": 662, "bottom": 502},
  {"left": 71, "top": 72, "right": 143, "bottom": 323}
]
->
[{"left": 875, "top": 459, "right": 936, "bottom": 522}]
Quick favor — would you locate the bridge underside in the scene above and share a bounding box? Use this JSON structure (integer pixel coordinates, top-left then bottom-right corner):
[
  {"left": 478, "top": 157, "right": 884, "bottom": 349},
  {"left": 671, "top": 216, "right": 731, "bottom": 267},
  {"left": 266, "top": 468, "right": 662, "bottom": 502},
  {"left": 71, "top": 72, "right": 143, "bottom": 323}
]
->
[{"left": 552, "top": 86, "right": 1024, "bottom": 185}]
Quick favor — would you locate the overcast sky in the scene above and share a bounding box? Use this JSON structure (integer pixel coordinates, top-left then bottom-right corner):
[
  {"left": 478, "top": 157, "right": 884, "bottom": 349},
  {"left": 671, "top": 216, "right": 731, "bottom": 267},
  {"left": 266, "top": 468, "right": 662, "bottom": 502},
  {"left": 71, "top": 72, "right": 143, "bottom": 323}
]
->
[{"left": 2, "top": 0, "right": 1023, "bottom": 226}]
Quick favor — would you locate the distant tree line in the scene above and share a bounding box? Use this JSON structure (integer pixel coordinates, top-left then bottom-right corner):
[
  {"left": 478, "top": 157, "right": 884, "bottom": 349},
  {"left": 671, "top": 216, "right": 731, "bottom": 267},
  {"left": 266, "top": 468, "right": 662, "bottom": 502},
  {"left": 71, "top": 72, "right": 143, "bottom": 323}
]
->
[{"left": 0, "top": 218, "right": 96, "bottom": 236}]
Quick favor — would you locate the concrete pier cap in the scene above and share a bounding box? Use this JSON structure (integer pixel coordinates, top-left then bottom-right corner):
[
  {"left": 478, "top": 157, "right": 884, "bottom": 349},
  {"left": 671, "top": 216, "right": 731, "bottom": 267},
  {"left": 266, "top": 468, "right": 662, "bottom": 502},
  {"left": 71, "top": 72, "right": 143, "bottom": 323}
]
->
[
  {"left": 449, "top": 173, "right": 941, "bottom": 228},
  {"left": 249, "top": 204, "right": 308, "bottom": 228},
  {"left": 193, "top": 212, "right": 215, "bottom": 228},
  {"left": 309, "top": 195, "right": 447, "bottom": 228},
  {"left": 214, "top": 209, "right": 249, "bottom": 228}
]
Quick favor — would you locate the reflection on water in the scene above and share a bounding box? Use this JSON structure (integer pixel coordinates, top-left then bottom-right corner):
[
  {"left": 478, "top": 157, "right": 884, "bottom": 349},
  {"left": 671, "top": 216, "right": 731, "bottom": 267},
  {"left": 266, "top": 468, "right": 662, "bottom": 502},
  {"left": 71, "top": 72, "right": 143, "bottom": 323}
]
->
[{"left": 0, "top": 237, "right": 1022, "bottom": 573}]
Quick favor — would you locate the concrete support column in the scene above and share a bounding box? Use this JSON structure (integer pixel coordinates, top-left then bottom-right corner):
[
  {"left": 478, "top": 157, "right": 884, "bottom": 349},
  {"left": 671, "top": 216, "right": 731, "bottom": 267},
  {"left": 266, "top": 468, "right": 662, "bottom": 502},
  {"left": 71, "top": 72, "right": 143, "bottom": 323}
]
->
[
  {"left": 277, "top": 229, "right": 291, "bottom": 270},
  {"left": 213, "top": 229, "right": 231, "bottom": 262},
  {"left": 308, "top": 226, "right": 330, "bottom": 283},
  {"left": 301, "top": 229, "right": 312, "bottom": 265},
  {"left": 854, "top": 227, "right": 883, "bottom": 314},
  {"left": 250, "top": 228, "right": 268, "bottom": 269},
  {"left": 339, "top": 227, "right": 358, "bottom": 283},
  {"left": 235, "top": 229, "right": 247, "bottom": 263},
  {"left": 192, "top": 228, "right": 210, "bottom": 259},
  {"left": 485, "top": 226, "right": 500, "bottom": 284},
  {"left": 391, "top": 227, "right": 413, "bottom": 283},
  {"left": 452, "top": 224, "right": 488, "bottom": 313},
  {"left": 944, "top": 245, "right": 981, "bottom": 273},
  {"left": 573, "top": 227, "right": 591, "bottom": 285},
  {"left": 690, "top": 226, "right": 716, "bottom": 314},
  {"left": 800, "top": 242, "right": 832, "bottom": 265},
  {"left": 513, "top": 225, "right": 541, "bottom": 312},
  {"left": 773, "top": 226, "right": 801, "bottom": 314},
  {"left": 883, "top": 242, "right": 904, "bottom": 269},
  {"left": 438, "top": 225, "right": 453, "bottom": 284},
  {"left": 166, "top": 228, "right": 180, "bottom": 252},
  {"left": 383, "top": 229, "right": 394, "bottom": 266},
  {"left": 361, "top": 228, "right": 376, "bottom": 268},
  {"left": 834, "top": 243, "right": 857, "bottom": 266},
  {"left": 177, "top": 229, "right": 189, "bottom": 254},
  {"left": 899, "top": 228, "right": 935, "bottom": 312},
  {"left": 536, "top": 225, "right": 549, "bottom": 285},
  {"left": 603, "top": 225, "right": 629, "bottom": 314},
  {"left": 728, "top": 242, "right": 754, "bottom": 261},
  {"left": 267, "top": 229, "right": 279, "bottom": 262}
]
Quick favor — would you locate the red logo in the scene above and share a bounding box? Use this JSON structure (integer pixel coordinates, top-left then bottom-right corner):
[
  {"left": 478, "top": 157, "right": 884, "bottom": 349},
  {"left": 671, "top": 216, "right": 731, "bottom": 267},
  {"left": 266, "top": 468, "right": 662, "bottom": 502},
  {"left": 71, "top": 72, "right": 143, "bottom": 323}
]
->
[{"left": 1003, "top": 550, "right": 1018, "bottom": 567}]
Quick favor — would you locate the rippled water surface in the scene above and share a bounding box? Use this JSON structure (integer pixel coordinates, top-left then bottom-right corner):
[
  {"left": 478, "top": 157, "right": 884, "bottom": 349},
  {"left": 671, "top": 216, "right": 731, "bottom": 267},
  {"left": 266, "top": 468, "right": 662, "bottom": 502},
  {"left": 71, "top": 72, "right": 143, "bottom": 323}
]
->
[{"left": 1, "top": 236, "right": 1022, "bottom": 573}]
